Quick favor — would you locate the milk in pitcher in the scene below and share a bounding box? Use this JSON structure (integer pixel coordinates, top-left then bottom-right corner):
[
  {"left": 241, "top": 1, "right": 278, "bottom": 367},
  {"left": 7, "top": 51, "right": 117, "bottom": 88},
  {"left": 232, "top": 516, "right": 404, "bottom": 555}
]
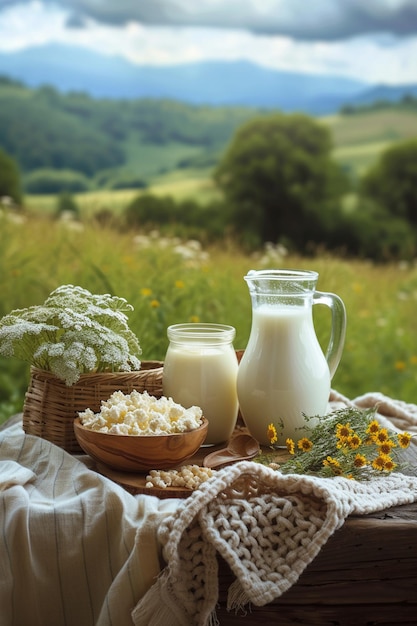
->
[{"left": 237, "top": 304, "right": 330, "bottom": 444}]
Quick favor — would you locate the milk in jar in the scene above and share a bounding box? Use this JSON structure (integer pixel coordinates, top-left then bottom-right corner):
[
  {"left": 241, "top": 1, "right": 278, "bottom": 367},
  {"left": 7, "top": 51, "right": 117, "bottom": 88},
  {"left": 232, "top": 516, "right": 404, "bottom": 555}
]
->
[{"left": 163, "top": 323, "right": 239, "bottom": 445}]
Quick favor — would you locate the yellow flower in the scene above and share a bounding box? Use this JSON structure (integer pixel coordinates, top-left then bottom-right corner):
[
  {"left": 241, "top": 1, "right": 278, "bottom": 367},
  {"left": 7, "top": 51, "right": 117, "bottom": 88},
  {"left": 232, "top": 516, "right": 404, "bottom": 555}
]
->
[
  {"left": 347, "top": 433, "right": 361, "bottom": 449},
  {"left": 378, "top": 440, "right": 396, "bottom": 456},
  {"left": 189, "top": 315, "right": 200, "bottom": 323},
  {"left": 140, "top": 287, "right": 152, "bottom": 297},
  {"left": 373, "top": 428, "right": 389, "bottom": 444},
  {"left": 394, "top": 360, "right": 406, "bottom": 371},
  {"left": 397, "top": 432, "right": 412, "bottom": 449},
  {"left": 267, "top": 423, "right": 278, "bottom": 445},
  {"left": 323, "top": 456, "right": 341, "bottom": 468},
  {"left": 286, "top": 438, "right": 295, "bottom": 455},
  {"left": 266, "top": 407, "right": 408, "bottom": 480},
  {"left": 150, "top": 299, "right": 160, "bottom": 308},
  {"left": 336, "top": 422, "right": 353, "bottom": 441},
  {"left": 383, "top": 457, "right": 397, "bottom": 472},
  {"left": 410, "top": 355, "right": 417, "bottom": 365},
  {"left": 353, "top": 453, "right": 367, "bottom": 468},
  {"left": 175, "top": 280, "right": 185, "bottom": 289},
  {"left": 366, "top": 420, "right": 380, "bottom": 436},
  {"left": 372, "top": 455, "right": 386, "bottom": 471},
  {"left": 322, "top": 456, "right": 342, "bottom": 475},
  {"left": 297, "top": 437, "right": 313, "bottom": 452}
]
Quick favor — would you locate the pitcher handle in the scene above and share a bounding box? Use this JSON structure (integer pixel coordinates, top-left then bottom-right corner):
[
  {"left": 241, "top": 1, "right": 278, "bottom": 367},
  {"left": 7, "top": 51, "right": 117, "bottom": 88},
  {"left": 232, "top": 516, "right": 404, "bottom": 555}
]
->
[{"left": 313, "top": 291, "right": 347, "bottom": 379}]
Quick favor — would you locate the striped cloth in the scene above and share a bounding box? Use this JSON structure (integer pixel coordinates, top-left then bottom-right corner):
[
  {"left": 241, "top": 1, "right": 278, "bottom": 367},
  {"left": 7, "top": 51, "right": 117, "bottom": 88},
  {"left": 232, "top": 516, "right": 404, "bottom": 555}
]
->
[{"left": 0, "top": 420, "right": 180, "bottom": 626}]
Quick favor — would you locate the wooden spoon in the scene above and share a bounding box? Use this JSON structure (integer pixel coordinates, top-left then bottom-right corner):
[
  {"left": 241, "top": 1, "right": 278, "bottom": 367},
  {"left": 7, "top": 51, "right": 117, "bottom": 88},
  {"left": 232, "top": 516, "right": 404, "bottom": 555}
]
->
[{"left": 203, "top": 433, "right": 260, "bottom": 469}]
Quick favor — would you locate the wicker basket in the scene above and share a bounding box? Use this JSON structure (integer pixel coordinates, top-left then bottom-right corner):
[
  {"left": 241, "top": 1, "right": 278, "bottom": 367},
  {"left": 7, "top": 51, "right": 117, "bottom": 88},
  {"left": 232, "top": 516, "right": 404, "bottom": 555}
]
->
[{"left": 22, "top": 362, "right": 164, "bottom": 453}]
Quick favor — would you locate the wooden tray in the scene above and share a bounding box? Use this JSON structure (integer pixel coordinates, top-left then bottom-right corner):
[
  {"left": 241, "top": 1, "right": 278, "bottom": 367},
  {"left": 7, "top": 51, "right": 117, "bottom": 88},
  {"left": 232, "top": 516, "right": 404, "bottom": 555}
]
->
[
  {"left": 96, "top": 443, "right": 221, "bottom": 498},
  {"left": 96, "top": 441, "right": 289, "bottom": 499}
]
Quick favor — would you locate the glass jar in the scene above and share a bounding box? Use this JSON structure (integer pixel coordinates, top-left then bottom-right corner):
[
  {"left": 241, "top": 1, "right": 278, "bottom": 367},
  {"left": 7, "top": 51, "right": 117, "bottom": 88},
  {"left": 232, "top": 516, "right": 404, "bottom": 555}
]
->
[{"left": 163, "top": 323, "right": 239, "bottom": 445}]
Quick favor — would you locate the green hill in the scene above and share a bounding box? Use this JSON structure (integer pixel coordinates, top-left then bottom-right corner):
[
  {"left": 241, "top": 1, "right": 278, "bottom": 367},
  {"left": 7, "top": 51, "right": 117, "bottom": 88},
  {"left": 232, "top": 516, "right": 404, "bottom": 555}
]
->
[
  {"left": 1, "top": 76, "right": 417, "bottom": 197},
  {"left": 0, "top": 77, "right": 258, "bottom": 191}
]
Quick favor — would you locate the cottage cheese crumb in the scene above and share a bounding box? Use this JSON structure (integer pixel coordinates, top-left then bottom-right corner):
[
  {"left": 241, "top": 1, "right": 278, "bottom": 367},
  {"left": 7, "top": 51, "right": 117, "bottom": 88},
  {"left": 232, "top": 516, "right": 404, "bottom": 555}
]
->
[
  {"left": 145, "top": 465, "right": 216, "bottom": 490},
  {"left": 78, "top": 390, "right": 203, "bottom": 435}
]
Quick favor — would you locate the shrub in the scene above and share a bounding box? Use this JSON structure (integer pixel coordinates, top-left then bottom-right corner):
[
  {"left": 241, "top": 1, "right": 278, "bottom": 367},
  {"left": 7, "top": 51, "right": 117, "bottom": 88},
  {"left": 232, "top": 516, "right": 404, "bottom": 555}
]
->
[
  {"left": 125, "top": 193, "right": 176, "bottom": 228},
  {"left": 95, "top": 169, "right": 148, "bottom": 190},
  {"left": 24, "top": 169, "right": 90, "bottom": 194},
  {"left": 0, "top": 148, "right": 23, "bottom": 204},
  {"left": 326, "top": 200, "right": 416, "bottom": 261},
  {"left": 124, "top": 192, "right": 233, "bottom": 242}
]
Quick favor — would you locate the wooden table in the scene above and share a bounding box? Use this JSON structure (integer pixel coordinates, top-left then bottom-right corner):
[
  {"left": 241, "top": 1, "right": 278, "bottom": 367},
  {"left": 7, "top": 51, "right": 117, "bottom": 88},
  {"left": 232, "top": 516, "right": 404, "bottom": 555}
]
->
[
  {"left": 3, "top": 415, "right": 417, "bottom": 625},
  {"left": 216, "top": 501, "right": 417, "bottom": 625}
]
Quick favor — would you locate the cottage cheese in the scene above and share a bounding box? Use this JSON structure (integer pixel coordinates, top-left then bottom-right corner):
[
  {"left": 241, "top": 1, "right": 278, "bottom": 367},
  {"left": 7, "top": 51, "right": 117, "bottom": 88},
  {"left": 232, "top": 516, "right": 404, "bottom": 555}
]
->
[
  {"left": 145, "top": 465, "right": 216, "bottom": 490},
  {"left": 78, "top": 390, "right": 203, "bottom": 435}
]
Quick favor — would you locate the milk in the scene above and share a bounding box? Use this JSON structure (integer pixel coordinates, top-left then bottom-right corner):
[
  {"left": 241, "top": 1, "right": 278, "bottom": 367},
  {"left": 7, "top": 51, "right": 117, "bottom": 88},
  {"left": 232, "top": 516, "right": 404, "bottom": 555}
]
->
[
  {"left": 237, "top": 304, "right": 330, "bottom": 445},
  {"left": 163, "top": 344, "right": 239, "bottom": 445}
]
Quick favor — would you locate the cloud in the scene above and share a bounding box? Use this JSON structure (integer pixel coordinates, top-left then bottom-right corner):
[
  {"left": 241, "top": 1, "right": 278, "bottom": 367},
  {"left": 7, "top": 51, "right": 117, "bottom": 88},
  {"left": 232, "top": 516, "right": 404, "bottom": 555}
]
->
[
  {"left": 12, "top": 0, "right": 417, "bottom": 40},
  {"left": 0, "top": 1, "right": 416, "bottom": 85}
]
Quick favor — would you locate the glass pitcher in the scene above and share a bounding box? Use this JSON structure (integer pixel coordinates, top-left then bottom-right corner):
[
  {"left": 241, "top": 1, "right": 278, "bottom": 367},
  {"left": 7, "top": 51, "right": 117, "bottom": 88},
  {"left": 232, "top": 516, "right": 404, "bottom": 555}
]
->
[{"left": 237, "top": 269, "right": 346, "bottom": 445}]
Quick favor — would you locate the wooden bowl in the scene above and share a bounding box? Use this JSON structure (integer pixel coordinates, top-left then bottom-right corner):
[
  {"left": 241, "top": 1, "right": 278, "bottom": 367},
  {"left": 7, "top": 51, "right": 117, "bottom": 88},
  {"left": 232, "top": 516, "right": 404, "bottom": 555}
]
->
[{"left": 73, "top": 417, "right": 208, "bottom": 472}]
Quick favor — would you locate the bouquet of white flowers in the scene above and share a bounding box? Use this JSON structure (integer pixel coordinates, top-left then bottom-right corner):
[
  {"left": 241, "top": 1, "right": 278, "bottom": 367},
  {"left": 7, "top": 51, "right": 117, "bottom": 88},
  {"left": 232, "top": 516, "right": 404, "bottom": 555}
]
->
[{"left": 0, "top": 284, "right": 142, "bottom": 386}]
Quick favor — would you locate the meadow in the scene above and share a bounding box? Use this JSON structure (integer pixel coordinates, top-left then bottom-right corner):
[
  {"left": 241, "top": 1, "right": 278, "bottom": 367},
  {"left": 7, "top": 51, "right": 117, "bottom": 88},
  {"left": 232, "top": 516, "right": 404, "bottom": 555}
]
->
[{"left": 1, "top": 209, "right": 417, "bottom": 424}]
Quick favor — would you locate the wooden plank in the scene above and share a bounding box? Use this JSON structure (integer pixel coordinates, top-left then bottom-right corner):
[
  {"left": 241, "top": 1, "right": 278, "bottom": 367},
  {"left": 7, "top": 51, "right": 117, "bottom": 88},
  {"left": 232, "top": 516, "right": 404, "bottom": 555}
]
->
[
  {"left": 215, "top": 603, "right": 417, "bottom": 626},
  {"left": 216, "top": 501, "right": 417, "bottom": 624}
]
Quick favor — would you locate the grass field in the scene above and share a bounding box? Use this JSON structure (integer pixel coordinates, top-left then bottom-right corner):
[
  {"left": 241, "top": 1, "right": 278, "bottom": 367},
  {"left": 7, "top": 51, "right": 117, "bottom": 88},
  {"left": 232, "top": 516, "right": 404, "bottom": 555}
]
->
[
  {"left": 323, "top": 108, "right": 417, "bottom": 177},
  {"left": 1, "top": 211, "right": 417, "bottom": 424},
  {"left": 25, "top": 175, "right": 220, "bottom": 218},
  {"left": 123, "top": 135, "right": 206, "bottom": 178}
]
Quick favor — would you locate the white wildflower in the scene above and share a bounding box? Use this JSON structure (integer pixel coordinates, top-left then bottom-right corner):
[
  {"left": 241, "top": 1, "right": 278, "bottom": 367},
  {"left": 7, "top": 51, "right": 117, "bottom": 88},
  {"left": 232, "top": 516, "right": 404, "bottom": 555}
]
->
[
  {"left": 132, "top": 232, "right": 209, "bottom": 265},
  {"left": 132, "top": 234, "right": 151, "bottom": 247},
  {"left": 257, "top": 241, "right": 288, "bottom": 265},
  {"left": 0, "top": 285, "right": 142, "bottom": 385}
]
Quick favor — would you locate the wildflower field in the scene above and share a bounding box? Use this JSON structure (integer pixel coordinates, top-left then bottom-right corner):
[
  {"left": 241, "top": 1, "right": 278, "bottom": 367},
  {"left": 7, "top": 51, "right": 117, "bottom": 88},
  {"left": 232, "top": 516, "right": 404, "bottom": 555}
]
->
[{"left": 1, "top": 209, "right": 417, "bottom": 424}]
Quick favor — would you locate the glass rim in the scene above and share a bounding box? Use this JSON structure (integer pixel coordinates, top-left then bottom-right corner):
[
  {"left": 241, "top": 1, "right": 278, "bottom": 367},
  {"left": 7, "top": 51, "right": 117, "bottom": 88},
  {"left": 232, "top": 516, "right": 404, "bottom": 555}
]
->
[
  {"left": 244, "top": 268, "right": 318, "bottom": 281},
  {"left": 167, "top": 323, "right": 236, "bottom": 340}
]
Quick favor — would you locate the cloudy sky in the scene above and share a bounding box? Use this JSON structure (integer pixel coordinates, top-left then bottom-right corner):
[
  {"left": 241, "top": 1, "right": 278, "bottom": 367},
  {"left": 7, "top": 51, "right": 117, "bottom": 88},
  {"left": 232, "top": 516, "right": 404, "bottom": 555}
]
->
[{"left": 0, "top": 0, "right": 417, "bottom": 85}]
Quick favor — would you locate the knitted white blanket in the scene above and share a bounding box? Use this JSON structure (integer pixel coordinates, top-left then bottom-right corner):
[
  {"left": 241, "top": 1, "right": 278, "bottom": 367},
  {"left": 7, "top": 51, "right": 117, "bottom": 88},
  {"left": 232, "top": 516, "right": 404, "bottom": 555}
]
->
[{"left": 133, "top": 391, "right": 417, "bottom": 626}]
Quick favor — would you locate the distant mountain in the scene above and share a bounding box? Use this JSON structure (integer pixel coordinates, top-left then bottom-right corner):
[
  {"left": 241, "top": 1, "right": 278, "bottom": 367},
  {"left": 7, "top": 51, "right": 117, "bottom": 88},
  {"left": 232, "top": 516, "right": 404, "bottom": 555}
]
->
[
  {"left": 0, "top": 43, "right": 416, "bottom": 115},
  {"left": 0, "top": 43, "right": 369, "bottom": 114},
  {"left": 348, "top": 83, "right": 417, "bottom": 106}
]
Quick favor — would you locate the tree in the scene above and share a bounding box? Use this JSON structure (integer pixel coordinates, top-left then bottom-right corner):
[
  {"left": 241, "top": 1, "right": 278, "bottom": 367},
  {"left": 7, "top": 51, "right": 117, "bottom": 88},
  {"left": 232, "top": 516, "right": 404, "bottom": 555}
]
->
[
  {"left": 360, "top": 139, "right": 417, "bottom": 226},
  {"left": 213, "top": 113, "right": 348, "bottom": 247},
  {"left": 0, "top": 148, "right": 23, "bottom": 204}
]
